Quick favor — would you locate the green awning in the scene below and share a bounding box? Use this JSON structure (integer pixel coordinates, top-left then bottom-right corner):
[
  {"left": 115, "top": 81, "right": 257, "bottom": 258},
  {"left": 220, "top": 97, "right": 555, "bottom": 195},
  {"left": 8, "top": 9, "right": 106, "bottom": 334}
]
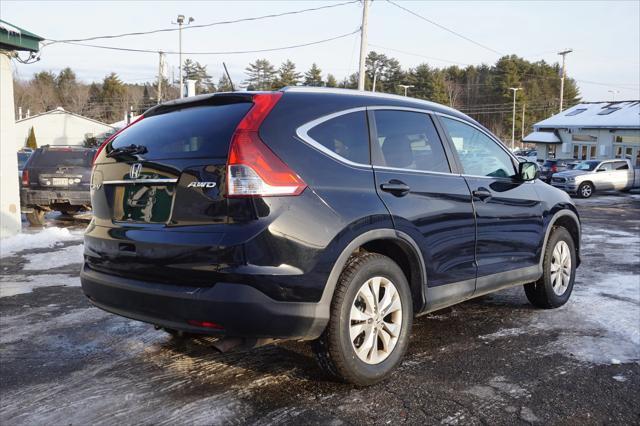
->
[{"left": 0, "top": 20, "right": 43, "bottom": 52}]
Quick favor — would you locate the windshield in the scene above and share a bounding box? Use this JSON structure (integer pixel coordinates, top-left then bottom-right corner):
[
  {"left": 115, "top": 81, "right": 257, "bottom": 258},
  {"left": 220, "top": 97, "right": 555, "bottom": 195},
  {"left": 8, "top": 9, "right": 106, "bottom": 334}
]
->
[{"left": 575, "top": 161, "right": 599, "bottom": 171}]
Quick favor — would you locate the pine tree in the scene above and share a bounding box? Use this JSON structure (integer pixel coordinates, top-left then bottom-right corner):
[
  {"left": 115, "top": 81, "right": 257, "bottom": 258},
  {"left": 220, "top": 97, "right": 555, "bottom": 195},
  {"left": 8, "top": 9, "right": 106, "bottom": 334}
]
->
[
  {"left": 100, "top": 73, "right": 127, "bottom": 122},
  {"left": 217, "top": 74, "right": 234, "bottom": 92},
  {"left": 304, "top": 63, "right": 324, "bottom": 87},
  {"left": 326, "top": 74, "right": 338, "bottom": 88},
  {"left": 244, "top": 59, "right": 277, "bottom": 90},
  {"left": 183, "top": 59, "right": 215, "bottom": 94},
  {"left": 274, "top": 60, "right": 301, "bottom": 88},
  {"left": 26, "top": 126, "right": 37, "bottom": 150}
]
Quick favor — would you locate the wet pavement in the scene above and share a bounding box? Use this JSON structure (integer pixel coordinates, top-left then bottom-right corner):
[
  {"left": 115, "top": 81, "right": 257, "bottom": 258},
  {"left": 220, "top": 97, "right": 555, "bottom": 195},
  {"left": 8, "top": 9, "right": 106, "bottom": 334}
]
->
[{"left": 1, "top": 193, "right": 639, "bottom": 425}]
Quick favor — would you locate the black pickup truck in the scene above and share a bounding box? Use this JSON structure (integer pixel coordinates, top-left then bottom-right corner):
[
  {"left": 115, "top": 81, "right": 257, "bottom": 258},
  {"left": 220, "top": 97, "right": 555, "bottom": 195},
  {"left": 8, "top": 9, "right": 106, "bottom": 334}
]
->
[{"left": 20, "top": 146, "right": 95, "bottom": 225}]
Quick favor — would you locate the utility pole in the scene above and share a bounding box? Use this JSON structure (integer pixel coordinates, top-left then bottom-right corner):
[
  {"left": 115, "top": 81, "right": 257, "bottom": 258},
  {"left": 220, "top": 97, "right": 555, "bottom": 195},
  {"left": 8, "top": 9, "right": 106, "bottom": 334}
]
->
[
  {"left": 558, "top": 49, "right": 572, "bottom": 112},
  {"left": 173, "top": 14, "right": 194, "bottom": 98},
  {"left": 608, "top": 89, "right": 619, "bottom": 102},
  {"left": 357, "top": 0, "right": 370, "bottom": 91},
  {"left": 521, "top": 103, "right": 526, "bottom": 143},
  {"left": 509, "top": 87, "right": 521, "bottom": 150},
  {"left": 398, "top": 84, "right": 414, "bottom": 96},
  {"left": 157, "top": 51, "right": 164, "bottom": 104}
]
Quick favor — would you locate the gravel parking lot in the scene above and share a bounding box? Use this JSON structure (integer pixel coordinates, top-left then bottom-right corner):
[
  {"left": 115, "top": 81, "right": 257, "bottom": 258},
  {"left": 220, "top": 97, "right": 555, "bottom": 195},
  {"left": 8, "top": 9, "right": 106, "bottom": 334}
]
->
[{"left": 1, "top": 193, "right": 639, "bottom": 425}]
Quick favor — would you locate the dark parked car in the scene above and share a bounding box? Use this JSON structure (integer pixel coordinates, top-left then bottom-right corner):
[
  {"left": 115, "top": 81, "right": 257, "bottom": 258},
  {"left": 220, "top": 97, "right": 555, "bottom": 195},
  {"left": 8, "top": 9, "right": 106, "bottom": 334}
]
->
[
  {"left": 21, "top": 145, "right": 94, "bottom": 225},
  {"left": 81, "top": 88, "right": 581, "bottom": 385},
  {"left": 540, "top": 158, "right": 576, "bottom": 182}
]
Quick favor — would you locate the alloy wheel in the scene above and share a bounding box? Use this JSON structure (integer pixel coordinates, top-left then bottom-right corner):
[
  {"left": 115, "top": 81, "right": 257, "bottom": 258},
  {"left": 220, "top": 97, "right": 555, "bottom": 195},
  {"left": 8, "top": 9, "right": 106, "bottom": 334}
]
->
[
  {"left": 349, "top": 276, "right": 403, "bottom": 364},
  {"left": 550, "top": 240, "right": 572, "bottom": 296}
]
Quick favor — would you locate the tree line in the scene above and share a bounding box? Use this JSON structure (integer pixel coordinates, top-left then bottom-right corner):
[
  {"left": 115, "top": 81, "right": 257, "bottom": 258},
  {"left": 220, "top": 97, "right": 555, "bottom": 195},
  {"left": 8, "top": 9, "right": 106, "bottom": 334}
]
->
[{"left": 13, "top": 52, "right": 580, "bottom": 140}]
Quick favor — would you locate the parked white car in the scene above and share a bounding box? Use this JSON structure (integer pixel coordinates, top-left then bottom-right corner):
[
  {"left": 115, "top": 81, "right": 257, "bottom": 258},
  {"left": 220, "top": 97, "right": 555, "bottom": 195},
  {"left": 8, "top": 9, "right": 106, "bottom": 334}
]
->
[{"left": 550, "top": 159, "right": 640, "bottom": 198}]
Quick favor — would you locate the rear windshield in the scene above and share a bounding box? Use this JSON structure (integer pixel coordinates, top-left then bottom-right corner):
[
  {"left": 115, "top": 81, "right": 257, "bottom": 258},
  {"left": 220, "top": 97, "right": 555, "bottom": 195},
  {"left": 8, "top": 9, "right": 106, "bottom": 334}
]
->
[
  {"left": 108, "top": 103, "right": 252, "bottom": 160},
  {"left": 30, "top": 149, "right": 94, "bottom": 167},
  {"left": 542, "top": 160, "right": 556, "bottom": 166}
]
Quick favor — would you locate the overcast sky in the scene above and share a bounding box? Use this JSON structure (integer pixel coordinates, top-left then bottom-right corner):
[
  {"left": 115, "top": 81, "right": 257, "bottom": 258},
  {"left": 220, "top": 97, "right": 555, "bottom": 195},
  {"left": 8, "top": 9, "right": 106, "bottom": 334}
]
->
[{"left": 3, "top": 0, "right": 639, "bottom": 101}]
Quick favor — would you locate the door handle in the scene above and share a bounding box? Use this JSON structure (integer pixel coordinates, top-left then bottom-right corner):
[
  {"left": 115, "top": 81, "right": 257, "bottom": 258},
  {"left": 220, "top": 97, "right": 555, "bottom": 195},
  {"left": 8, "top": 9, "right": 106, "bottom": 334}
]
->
[
  {"left": 472, "top": 188, "right": 492, "bottom": 201},
  {"left": 380, "top": 180, "right": 410, "bottom": 197}
]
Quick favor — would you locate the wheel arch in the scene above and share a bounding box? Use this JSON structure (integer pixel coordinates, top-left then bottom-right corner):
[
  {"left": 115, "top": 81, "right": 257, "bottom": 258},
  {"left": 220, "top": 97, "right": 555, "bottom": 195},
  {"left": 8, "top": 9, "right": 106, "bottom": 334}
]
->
[
  {"left": 318, "top": 228, "right": 427, "bottom": 316},
  {"left": 542, "top": 209, "right": 581, "bottom": 267}
]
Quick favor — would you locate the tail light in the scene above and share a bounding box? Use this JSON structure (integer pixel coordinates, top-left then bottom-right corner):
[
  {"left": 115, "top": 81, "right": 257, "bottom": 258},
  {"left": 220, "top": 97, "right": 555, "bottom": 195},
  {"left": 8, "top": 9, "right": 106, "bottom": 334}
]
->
[
  {"left": 226, "top": 93, "right": 306, "bottom": 197},
  {"left": 551, "top": 164, "right": 558, "bottom": 173},
  {"left": 187, "top": 320, "right": 224, "bottom": 330},
  {"left": 21, "top": 169, "right": 29, "bottom": 187},
  {"left": 92, "top": 115, "right": 145, "bottom": 166}
]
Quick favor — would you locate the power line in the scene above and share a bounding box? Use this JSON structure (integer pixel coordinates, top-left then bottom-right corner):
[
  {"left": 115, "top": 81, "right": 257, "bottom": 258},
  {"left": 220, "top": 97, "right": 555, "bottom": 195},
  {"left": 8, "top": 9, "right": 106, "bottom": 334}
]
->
[
  {"left": 51, "top": 29, "right": 360, "bottom": 55},
  {"left": 43, "top": 1, "right": 359, "bottom": 45},
  {"left": 385, "top": 0, "right": 503, "bottom": 55}
]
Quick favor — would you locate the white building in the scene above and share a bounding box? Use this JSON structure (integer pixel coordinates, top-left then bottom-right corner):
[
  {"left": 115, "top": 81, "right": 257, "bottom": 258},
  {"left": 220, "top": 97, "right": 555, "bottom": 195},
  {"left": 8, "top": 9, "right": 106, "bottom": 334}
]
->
[
  {"left": 14, "top": 107, "right": 115, "bottom": 150},
  {"left": 524, "top": 101, "right": 640, "bottom": 166}
]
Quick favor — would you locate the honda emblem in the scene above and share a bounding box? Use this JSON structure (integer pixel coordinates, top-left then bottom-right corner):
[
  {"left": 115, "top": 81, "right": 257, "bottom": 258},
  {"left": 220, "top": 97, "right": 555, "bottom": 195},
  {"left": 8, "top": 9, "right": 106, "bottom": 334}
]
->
[{"left": 129, "top": 163, "right": 142, "bottom": 179}]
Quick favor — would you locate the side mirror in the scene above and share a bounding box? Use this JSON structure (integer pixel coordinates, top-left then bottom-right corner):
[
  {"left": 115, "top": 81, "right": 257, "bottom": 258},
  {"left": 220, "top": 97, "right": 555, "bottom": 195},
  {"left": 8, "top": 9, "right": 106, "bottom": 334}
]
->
[{"left": 518, "top": 161, "right": 538, "bottom": 181}]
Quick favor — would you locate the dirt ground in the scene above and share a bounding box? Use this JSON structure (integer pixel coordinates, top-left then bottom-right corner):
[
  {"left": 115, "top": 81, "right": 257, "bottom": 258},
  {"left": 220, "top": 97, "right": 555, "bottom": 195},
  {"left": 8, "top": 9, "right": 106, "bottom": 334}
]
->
[{"left": 1, "top": 193, "right": 639, "bottom": 425}]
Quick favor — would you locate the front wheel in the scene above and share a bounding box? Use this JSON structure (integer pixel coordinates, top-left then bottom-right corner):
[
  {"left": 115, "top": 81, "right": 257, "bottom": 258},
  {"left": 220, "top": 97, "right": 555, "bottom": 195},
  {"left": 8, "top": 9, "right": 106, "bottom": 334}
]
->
[
  {"left": 577, "top": 182, "right": 594, "bottom": 198},
  {"left": 312, "top": 252, "right": 413, "bottom": 386},
  {"left": 524, "top": 227, "right": 576, "bottom": 308}
]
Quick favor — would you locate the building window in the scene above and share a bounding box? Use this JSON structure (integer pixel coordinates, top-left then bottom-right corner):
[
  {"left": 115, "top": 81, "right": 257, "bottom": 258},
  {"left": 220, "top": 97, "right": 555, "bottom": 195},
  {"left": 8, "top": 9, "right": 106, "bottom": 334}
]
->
[
  {"left": 565, "top": 108, "right": 587, "bottom": 116},
  {"left": 615, "top": 135, "right": 640, "bottom": 144},
  {"left": 572, "top": 134, "right": 597, "bottom": 142},
  {"left": 597, "top": 107, "right": 621, "bottom": 115}
]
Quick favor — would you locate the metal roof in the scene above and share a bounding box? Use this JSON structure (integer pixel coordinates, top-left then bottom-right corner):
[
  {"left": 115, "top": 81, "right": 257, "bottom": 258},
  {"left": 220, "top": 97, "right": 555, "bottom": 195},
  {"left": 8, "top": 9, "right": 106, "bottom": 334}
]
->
[
  {"left": 16, "top": 107, "right": 113, "bottom": 128},
  {"left": 534, "top": 101, "right": 640, "bottom": 130},
  {"left": 523, "top": 131, "right": 562, "bottom": 144},
  {"left": 0, "top": 20, "right": 43, "bottom": 52}
]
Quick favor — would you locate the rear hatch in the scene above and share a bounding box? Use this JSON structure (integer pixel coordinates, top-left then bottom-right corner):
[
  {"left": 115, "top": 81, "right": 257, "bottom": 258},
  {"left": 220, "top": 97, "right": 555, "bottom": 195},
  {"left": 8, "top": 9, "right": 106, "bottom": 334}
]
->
[
  {"left": 24, "top": 147, "right": 94, "bottom": 190},
  {"left": 91, "top": 95, "right": 254, "bottom": 226},
  {"left": 86, "top": 94, "right": 258, "bottom": 284}
]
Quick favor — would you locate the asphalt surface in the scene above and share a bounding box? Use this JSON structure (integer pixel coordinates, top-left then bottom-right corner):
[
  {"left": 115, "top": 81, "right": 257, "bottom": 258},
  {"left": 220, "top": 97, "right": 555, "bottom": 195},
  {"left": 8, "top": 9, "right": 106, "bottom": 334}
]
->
[{"left": 1, "top": 192, "right": 639, "bottom": 425}]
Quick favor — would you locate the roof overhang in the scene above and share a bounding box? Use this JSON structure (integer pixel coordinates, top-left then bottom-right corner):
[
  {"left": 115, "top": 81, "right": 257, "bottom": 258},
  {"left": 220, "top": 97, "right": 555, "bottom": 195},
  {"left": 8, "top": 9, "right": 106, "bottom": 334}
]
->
[
  {"left": 523, "top": 131, "right": 561, "bottom": 144},
  {"left": 0, "top": 20, "right": 43, "bottom": 52}
]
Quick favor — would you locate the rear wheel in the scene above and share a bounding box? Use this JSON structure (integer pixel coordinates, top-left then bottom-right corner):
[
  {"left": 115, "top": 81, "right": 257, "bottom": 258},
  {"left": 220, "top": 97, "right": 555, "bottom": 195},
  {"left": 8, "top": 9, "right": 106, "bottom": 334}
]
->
[
  {"left": 312, "top": 252, "right": 413, "bottom": 386},
  {"left": 524, "top": 227, "right": 576, "bottom": 308},
  {"left": 26, "top": 209, "right": 46, "bottom": 226},
  {"left": 577, "top": 182, "right": 594, "bottom": 198}
]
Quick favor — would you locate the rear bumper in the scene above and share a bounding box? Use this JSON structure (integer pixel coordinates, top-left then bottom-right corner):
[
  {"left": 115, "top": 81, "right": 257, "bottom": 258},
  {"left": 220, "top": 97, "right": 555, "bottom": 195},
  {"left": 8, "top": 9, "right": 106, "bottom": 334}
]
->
[
  {"left": 20, "top": 188, "right": 90, "bottom": 207},
  {"left": 80, "top": 265, "right": 329, "bottom": 340}
]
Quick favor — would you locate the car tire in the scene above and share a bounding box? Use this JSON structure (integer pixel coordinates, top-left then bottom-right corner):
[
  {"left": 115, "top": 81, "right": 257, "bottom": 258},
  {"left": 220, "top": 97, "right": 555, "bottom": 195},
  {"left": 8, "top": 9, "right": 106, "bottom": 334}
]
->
[
  {"left": 577, "top": 182, "right": 594, "bottom": 198},
  {"left": 524, "top": 227, "right": 576, "bottom": 309},
  {"left": 312, "top": 252, "right": 413, "bottom": 386},
  {"left": 26, "top": 210, "right": 46, "bottom": 226}
]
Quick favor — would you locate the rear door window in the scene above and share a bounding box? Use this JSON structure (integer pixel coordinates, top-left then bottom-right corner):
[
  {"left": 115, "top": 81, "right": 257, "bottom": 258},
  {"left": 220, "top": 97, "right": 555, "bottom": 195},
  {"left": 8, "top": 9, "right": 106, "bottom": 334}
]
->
[
  {"left": 306, "top": 111, "right": 370, "bottom": 164},
  {"left": 373, "top": 110, "right": 450, "bottom": 173},
  {"left": 108, "top": 103, "right": 252, "bottom": 160}
]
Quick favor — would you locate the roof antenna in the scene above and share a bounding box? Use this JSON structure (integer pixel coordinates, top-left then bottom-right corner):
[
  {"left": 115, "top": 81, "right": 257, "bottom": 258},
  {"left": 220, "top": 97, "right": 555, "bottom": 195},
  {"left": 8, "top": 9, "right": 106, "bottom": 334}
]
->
[{"left": 223, "top": 62, "right": 235, "bottom": 92}]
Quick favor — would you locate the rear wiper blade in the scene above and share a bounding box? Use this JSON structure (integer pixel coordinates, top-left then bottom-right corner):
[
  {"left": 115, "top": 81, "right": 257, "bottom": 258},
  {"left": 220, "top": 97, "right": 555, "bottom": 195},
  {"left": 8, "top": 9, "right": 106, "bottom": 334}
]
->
[{"left": 106, "top": 144, "right": 148, "bottom": 158}]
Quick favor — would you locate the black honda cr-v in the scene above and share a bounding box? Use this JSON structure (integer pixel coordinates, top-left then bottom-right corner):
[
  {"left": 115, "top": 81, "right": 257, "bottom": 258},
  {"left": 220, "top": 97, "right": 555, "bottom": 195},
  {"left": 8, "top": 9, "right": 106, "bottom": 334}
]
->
[{"left": 81, "top": 88, "right": 581, "bottom": 385}]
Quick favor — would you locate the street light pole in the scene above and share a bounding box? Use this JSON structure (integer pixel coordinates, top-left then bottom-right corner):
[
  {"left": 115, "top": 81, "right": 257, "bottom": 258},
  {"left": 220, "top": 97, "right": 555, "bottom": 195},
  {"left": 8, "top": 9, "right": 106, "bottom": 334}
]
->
[
  {"left": 357, "top": 0, "right": 370, "bottom": 91},
  {"left": 608, "top": 90, "right": 619, "bottom": 102},
  {"left": 558, "top": 49, "right": 572, "bottom": 112},
  {"left": 509, "top": 87, "right": 521, "bottom": 150},
  {"left": 174, "top": 14, "right": 194, "bottom": 99},
  {"left": 398, "top": 84, "right": 414, "bottom": 96}
]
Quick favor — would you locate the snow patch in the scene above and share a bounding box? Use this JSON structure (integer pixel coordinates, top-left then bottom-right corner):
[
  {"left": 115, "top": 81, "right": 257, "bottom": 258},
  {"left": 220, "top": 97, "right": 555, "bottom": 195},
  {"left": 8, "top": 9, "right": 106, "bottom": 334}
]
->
[
  {"left": 0, "top": 227, "right": 82, "bottom": 257},
  {"left": 0, "top": 274, "right": 80, "bottom": 298},
  {"left": 479, "top": 328, "right": 527, "bottom": 341},
  {"left": 23, "top": 244, "right": 84, "bottom": 270}
]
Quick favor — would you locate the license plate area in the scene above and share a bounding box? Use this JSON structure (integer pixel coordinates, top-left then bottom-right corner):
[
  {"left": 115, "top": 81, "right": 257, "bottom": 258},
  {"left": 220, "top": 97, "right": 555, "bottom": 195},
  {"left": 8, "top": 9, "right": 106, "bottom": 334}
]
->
[
  {"left": 110, "top": 183, "right": 176, "bottom": 223},
  {"left": 52, "top": 178, "right": 69, "bottom": 186}
]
